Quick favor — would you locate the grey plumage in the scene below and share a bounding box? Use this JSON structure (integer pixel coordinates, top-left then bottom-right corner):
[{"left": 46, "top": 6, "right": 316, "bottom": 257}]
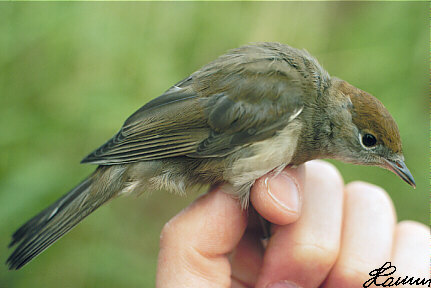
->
[
  {"left": 7, "top": 166, "right": 129, "bottom": 269},
  {"left": 7, "top": 42, "right": 332, "bottom": 269},
  {"left": 8, "top": 42, "right": 412, "bottom": 270},
  {"left": 81, "top": 43, "right": 326, "bottom": 165}
]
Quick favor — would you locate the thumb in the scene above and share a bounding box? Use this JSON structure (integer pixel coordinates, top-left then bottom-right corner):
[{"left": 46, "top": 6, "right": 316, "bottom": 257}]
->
[{"left": 250, "top": 165, "right": 305, "bottom": 225}]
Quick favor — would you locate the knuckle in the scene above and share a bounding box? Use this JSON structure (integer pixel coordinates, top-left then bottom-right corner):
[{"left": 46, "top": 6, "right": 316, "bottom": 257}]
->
[
  {"left": 185, "top": 248, "right": 231, "bottom": 286},
  {"left": 346, "top": 181, "right": 392, "bottom": 206},
  {"left": 306, "top": 160, "right": 343, "bottom": 187},
  {"left": 397, "top": 220, "right": 429, "bottom": 234},
  {"left": 159, "top": 221, "right": 232, "bottom": 287},
  {"left": 329, "top": 262, "right": 371, "bottom": 288},
  {"left": 159, "top": 206, "right": 192, "bottom": 248},
  {"left": 396, "top": 221, "right": 430, "bottom": 250},
  {"left": 291, "top": 242, "right": 339, "bottom": 274},
  {"left": 346, "top": 181, "right": 387, "bottom": 197},
  {"left": 159, "top": 217, "right": 180, "bottom": 249}
]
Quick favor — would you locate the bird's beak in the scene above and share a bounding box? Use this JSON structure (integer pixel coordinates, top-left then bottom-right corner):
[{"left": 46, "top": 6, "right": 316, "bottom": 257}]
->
[{"left": 383, "top": 158, "right": 416, "bottom": 188}]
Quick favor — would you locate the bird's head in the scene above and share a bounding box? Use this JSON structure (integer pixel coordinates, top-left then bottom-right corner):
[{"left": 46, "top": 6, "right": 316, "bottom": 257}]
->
[{"left": 325, "top": 78, "right": 415, "bottom": 188}]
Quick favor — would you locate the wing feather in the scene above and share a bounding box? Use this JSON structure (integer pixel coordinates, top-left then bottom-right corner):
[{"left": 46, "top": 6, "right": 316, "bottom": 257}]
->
[{"left": 82, "top": 48, "right": 309, "bottom": 165}]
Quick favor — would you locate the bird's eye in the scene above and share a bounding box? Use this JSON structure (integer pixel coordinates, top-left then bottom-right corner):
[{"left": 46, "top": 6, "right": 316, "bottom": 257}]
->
[{"left": 361, "top": 133, "right": 377, "bottom": 148}]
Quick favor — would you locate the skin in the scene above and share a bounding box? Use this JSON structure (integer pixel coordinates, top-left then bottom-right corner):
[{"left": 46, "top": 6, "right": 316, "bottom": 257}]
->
[{"left": 156, "top": 161, "right": 429, "bottom": 288}]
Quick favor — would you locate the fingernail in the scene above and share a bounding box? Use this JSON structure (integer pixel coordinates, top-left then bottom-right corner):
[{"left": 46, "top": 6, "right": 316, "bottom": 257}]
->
[
  {"left": 267, "top": 280, "right": 302, "bottom": 288},
  {"left": 266, "top": 172, "right": 300, "bottom": 214}
]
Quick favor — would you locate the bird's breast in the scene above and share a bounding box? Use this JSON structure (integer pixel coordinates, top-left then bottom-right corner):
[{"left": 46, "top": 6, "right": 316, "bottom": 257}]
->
[{"left": 227, "top": 119, "right": 303, "bottom": 186}]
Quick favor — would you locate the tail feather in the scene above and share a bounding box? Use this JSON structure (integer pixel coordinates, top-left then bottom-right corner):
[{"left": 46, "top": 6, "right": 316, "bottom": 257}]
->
[
  {"left": 8, "top": 210, "right": 89, "bottom": 270},
  {"left": 8, "top": 178, "right": 92, "bottom": 248},
  {"left": 7, "top": 176, "right": 97, "bottom": 270},
  {"left": 6, "top": 166, "right": 126, "bottom": 270}
]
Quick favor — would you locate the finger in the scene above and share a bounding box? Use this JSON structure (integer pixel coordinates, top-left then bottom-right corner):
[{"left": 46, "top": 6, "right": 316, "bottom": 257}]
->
[
  {"left": 324, "top": 182, "right": 396, "bottom": 288},
  {"left": 390, "top": 221, "right": 430, "bottom": 287},
  {"left": 156, "top": 185, "right": 247, "bottom": 288},
  {"left": 230, "top": 229, "right": 264, "bottom": 288},
  {"left": 256, "top": 160, "right": 344, "bottom": 288},
  {"left": 250, "top": 164, "right": 305, "bottom": 225}
]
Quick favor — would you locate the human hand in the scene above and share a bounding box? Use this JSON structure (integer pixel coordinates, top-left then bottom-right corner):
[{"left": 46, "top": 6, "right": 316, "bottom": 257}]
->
[{"left": 156, "top": 160, "right": 429, "bottom": 288}]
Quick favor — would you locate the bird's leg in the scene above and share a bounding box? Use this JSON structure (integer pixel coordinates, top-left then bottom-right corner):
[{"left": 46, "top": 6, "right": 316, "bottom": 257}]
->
[
  {"left": 259, "top": 214, "right": 272, "bottom": 241},
  {"left": 248, "top": 203, "right": 272, "bottom": 247}
]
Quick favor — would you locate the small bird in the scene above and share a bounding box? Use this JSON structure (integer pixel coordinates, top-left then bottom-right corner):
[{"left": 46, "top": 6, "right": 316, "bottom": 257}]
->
[{"left": 7, "top": 42, "right": 415, "bottom": 270}]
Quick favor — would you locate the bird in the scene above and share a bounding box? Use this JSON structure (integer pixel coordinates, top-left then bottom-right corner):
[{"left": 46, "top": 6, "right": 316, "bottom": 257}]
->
[{"left": 6, "top": 42, "right": 415, "bottom": 270}]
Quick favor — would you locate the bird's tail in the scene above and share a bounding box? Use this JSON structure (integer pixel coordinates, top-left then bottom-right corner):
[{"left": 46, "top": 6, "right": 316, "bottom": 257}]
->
[{"left": 6, "top": 166, "right": 126, "bottom": 270}]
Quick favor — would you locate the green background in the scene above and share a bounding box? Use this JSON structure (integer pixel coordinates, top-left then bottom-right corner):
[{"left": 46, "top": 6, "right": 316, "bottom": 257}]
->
[{"left": 0, "top": 2, "right": 427, "bottom": 287}]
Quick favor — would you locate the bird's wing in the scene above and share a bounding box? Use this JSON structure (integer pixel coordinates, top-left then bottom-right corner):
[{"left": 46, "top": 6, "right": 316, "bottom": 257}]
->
[
  {"left": 81, "top": 54, "right": 306, "bottom": 165},
  {"left": 81, "top": 77, "right": 208, "bottom": 165}
]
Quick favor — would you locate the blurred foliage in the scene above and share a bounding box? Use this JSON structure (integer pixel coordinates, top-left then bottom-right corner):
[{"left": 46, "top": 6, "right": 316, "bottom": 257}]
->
[{"left": 0, "top": 2, "right": 427, "bottom": 287}]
